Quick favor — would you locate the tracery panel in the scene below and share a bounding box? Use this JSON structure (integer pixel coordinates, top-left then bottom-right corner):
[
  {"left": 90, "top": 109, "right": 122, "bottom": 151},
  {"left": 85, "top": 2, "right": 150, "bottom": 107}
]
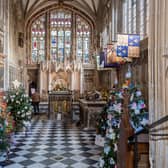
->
[
  {"left": 31, "top": 15, "right": 46, "bottom": 62},
  {"left": 76, "top": 15, "right": 90, "bottom": 63},
  {"left": 50, "top": 10, "right": 72, "bottom": 62}
]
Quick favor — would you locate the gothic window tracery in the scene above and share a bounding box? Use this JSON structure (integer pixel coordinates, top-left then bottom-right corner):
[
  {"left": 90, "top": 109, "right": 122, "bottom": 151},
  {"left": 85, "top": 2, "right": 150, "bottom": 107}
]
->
[
  {"left": 31, "top": 15, "right": 46, "bottom": 62},
  {"left": 30, "top": 8, "right": 92, "bottom": 64},
  {"left": 50, "top": 10, "right": 72, "bottom": 62},
  {"left": 76, "top": 15, "right": 90, "bottom": 63}
]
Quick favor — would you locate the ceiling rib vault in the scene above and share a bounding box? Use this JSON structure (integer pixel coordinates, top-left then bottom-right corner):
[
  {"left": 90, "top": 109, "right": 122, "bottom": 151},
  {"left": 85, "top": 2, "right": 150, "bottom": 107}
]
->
[{"left": 21, "top": 0, "right": 104, "bottom": 20}]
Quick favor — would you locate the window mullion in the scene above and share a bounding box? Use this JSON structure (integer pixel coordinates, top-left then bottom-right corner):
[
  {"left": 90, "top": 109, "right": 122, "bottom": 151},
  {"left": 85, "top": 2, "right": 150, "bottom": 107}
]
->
[
  {"left": 63, "top": 28, "right": 65, "bottom": 62},
  {"left": 46, "top": 12, "right": 50, "bottom": 61},
  {"left": 72, "top": 13, "right": 76, "bottom": 62}
]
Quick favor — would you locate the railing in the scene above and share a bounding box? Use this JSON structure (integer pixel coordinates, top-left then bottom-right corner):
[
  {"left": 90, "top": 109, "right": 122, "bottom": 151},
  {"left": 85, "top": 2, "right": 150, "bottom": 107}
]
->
[
  {"left": 149, "top": 115, "right": 168, "bottom": 129},
  {"left": 149, "top": 115, "right": 168, "bottom": 139}
]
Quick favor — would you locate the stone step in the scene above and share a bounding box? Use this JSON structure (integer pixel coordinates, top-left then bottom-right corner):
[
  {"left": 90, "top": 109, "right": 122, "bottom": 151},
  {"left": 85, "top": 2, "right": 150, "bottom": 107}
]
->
[{"left": 39, "top": 102, "right": 48, "bottom": 113}]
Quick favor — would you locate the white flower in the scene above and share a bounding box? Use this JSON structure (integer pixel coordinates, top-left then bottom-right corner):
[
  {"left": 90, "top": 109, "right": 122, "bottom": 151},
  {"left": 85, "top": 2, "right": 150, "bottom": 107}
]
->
[
  {"left": 107, "top": 132, "right": 116, "bottom": 140},
  {"left": 3, "top": 96, "right": 6, "bottom": 100},
  {"left": 135, "top": 109, "right": 140, "bottom": 115},
  {"left": 108, "top": 127, "right": 113, "bottom": 133},
  {"left": 23, "top": 121, "right": 31, "bottom": 127},
  {"left": 11, "top": 99, "right": 14, "bottom": 102},
  {"left": 141, "top": 118, "right": 148, "bottom": 126},
  {"left": 21, "top": 114, "right": 25, "bottom": 118},
  {"left": 130, "top": 93, "right": 134, "bottom": 101},
  {"left": 106, "top": 120, "right": 110, "bottom": 126},
  {"left": 109, "top": 106, "right": 114, "bottom": 111},
  {"left": 27, "top": 111, "right": 31, "bottom": 116},
  {"left": 99, "top": 158, "right": 105, "bottom": 167},
  {"left": 16, "top": 100, "right": 20, "bottom": 104},
  {"left": 25, "top": 106, "right": 28, "bottom": 110},
  {"left": 136, "top": 91, "right": 142, "bottom": 97},
  {"left": 118, "top": 92, "right": 123, "bottom": 98},
  {"left": 5, "top": 120, "right": 8, "bottom": 126},
  {"left": 114, "top": 143, "right": 118, "bottom": 152},
  {"left": 104, "top": 145, "right": 111, "bottom": 155},
  {"left": 110, "top": 158, "right": 115, "bottom": 165}
]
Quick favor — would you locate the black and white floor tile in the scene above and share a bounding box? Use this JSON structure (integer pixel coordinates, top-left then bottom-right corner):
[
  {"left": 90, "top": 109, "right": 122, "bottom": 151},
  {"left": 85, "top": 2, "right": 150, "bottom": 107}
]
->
[{"left": 0, "top": 115, "right": 102, "bottom": 168}]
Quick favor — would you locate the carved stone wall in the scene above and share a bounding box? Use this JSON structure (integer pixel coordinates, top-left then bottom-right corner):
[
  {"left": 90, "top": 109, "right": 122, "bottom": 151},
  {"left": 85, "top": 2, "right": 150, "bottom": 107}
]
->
[
  {"left": 0, "top": 0, "right": 26, "bottom": 89},
  {"left": 0, "top": 0, "right": 8, "bottom": 90},
  {"left": 7, "top": 0, "right": 25, "bottom": 88}
]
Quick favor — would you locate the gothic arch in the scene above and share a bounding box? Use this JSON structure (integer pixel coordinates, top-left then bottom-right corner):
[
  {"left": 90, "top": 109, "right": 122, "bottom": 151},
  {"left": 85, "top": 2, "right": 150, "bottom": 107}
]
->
[{"left": 25, "top": 4, "right": 95, "bottom": 64}]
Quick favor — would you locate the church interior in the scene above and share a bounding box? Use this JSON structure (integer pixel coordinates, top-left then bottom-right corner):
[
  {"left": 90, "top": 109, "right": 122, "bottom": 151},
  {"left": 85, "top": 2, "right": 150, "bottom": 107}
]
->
[{"left": 0, "top": 0, "right": 167, "bottom": 167}]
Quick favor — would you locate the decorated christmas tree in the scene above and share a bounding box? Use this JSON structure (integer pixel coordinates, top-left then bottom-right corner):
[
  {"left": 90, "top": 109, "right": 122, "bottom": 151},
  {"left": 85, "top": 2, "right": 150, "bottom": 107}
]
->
[
  {"left": 99, "top": 88, "right": 123, "bottom": 168},
  {"left": 4, "top": 81, "right": 32, "bottom": 131}
]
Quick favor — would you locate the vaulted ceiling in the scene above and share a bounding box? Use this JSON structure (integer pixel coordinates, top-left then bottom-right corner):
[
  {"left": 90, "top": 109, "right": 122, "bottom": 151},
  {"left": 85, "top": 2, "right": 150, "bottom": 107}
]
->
[{"left": 20, "top": 0, "right": 109, "bottom": 21}]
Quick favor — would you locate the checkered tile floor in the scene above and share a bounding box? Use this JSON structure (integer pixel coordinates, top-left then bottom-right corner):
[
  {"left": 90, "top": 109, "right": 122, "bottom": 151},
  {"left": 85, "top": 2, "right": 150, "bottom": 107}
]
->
[{"left": 0, "top": 115, "right": 102, "bottom": 168}]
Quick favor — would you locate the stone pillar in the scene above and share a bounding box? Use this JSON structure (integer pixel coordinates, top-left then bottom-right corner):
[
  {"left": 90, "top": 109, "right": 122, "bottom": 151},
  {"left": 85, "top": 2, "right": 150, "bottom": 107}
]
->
[
  {"left": 80, "top": 66, "right": 84, "bottom": 94},
  {"left": 148, "top": 0, "right": 168, "bottom": 167}
]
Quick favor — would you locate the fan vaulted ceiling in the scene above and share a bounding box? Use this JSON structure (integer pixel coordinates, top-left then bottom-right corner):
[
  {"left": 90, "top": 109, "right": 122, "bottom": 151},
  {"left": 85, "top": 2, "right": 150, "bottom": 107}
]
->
[{"left": 21, "top": 0, "right": 109, "bottom": 21}]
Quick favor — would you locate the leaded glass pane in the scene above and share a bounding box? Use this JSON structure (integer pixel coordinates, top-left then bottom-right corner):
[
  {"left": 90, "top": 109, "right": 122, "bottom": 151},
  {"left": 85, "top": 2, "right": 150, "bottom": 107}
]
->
[
  {"left": 65, "top": 30, "right": 71, "bottom": 58},
  {"left": 50, "top": 10, "right": 72, "bottom": 61},
  {"left": 31, "top": 15, "right": 46, "bottom": 62},
  {"left": 76, "top": 15, "right": 90, "bottom": 63}
]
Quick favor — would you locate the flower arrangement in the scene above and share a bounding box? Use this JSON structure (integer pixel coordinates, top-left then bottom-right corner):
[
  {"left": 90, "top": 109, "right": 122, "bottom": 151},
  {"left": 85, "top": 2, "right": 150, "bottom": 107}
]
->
[
  {"left": 4, "top": 86, "right": 32, "bottom": 131},
  {"left": 96, "top": 105, "right": 108, "bottom": 137},
  {"left": 0, "top": 101, "right": 14, "bottom": 154},
  {"left": 129, "top": 86, "right": 149, "bottom": 132},
  {"left": 99, "top": 89, "right": 123, "bottom": 168}
]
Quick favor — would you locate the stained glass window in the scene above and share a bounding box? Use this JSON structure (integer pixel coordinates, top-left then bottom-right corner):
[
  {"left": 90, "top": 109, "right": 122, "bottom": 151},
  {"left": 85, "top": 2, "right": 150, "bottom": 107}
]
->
[
  {"left": 31, "top": 15, "right": 46, "bottom": 62},
  {"left": 31, "top": 9, "right": 91, "bottom": 64},
  {"left": 76, "top": 16, "right": 90, "bottom": 63},
  {"left": 50, "top": 10, "right": 72, "bottom": 62}
]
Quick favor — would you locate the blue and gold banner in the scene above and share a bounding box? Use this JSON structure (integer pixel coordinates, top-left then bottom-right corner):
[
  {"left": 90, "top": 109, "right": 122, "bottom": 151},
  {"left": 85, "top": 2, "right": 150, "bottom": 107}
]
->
[
  {"left": 105, "top": 43, "right": 125, "bottom": 66},
  {"left": 117, "top": 34, "right": 140, "bottom": 58}
]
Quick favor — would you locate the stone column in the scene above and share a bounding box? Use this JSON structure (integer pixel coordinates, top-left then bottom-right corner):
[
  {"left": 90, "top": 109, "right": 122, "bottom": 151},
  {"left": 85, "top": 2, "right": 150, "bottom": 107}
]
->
[
  {"left": 148, "top": 0, "right": 168, "bottom": 167},
  {"left": 80, "top": 66, "right": 84, "bottom": 94}
]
